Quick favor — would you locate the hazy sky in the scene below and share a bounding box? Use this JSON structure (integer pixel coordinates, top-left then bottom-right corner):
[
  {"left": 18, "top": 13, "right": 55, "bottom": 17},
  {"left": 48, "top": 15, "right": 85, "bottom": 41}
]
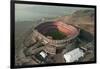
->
[{"left": 15, "top": 4, "right": 94, "bottom": 22}]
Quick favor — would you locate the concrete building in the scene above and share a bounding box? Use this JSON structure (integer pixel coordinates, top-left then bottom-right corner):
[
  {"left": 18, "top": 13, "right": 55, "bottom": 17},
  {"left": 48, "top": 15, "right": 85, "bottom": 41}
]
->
[{"left": 64, "top": 48, "right": 84, "bottom": 62}]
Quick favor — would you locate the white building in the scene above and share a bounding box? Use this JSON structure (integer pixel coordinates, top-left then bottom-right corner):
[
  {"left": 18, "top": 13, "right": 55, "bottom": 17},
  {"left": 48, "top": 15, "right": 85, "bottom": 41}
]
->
[
  {"left": 64, "top": 48, "right": 84, "bottom": 62},
  {"left": 40, "top": 51, "right": 47, "bottom": 58}
]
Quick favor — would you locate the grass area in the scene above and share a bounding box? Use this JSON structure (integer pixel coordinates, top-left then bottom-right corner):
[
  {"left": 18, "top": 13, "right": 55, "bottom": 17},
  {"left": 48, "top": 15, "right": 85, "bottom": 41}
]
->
[{"left": 46, "top": 30, "right": 67, "bottom": 40}]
